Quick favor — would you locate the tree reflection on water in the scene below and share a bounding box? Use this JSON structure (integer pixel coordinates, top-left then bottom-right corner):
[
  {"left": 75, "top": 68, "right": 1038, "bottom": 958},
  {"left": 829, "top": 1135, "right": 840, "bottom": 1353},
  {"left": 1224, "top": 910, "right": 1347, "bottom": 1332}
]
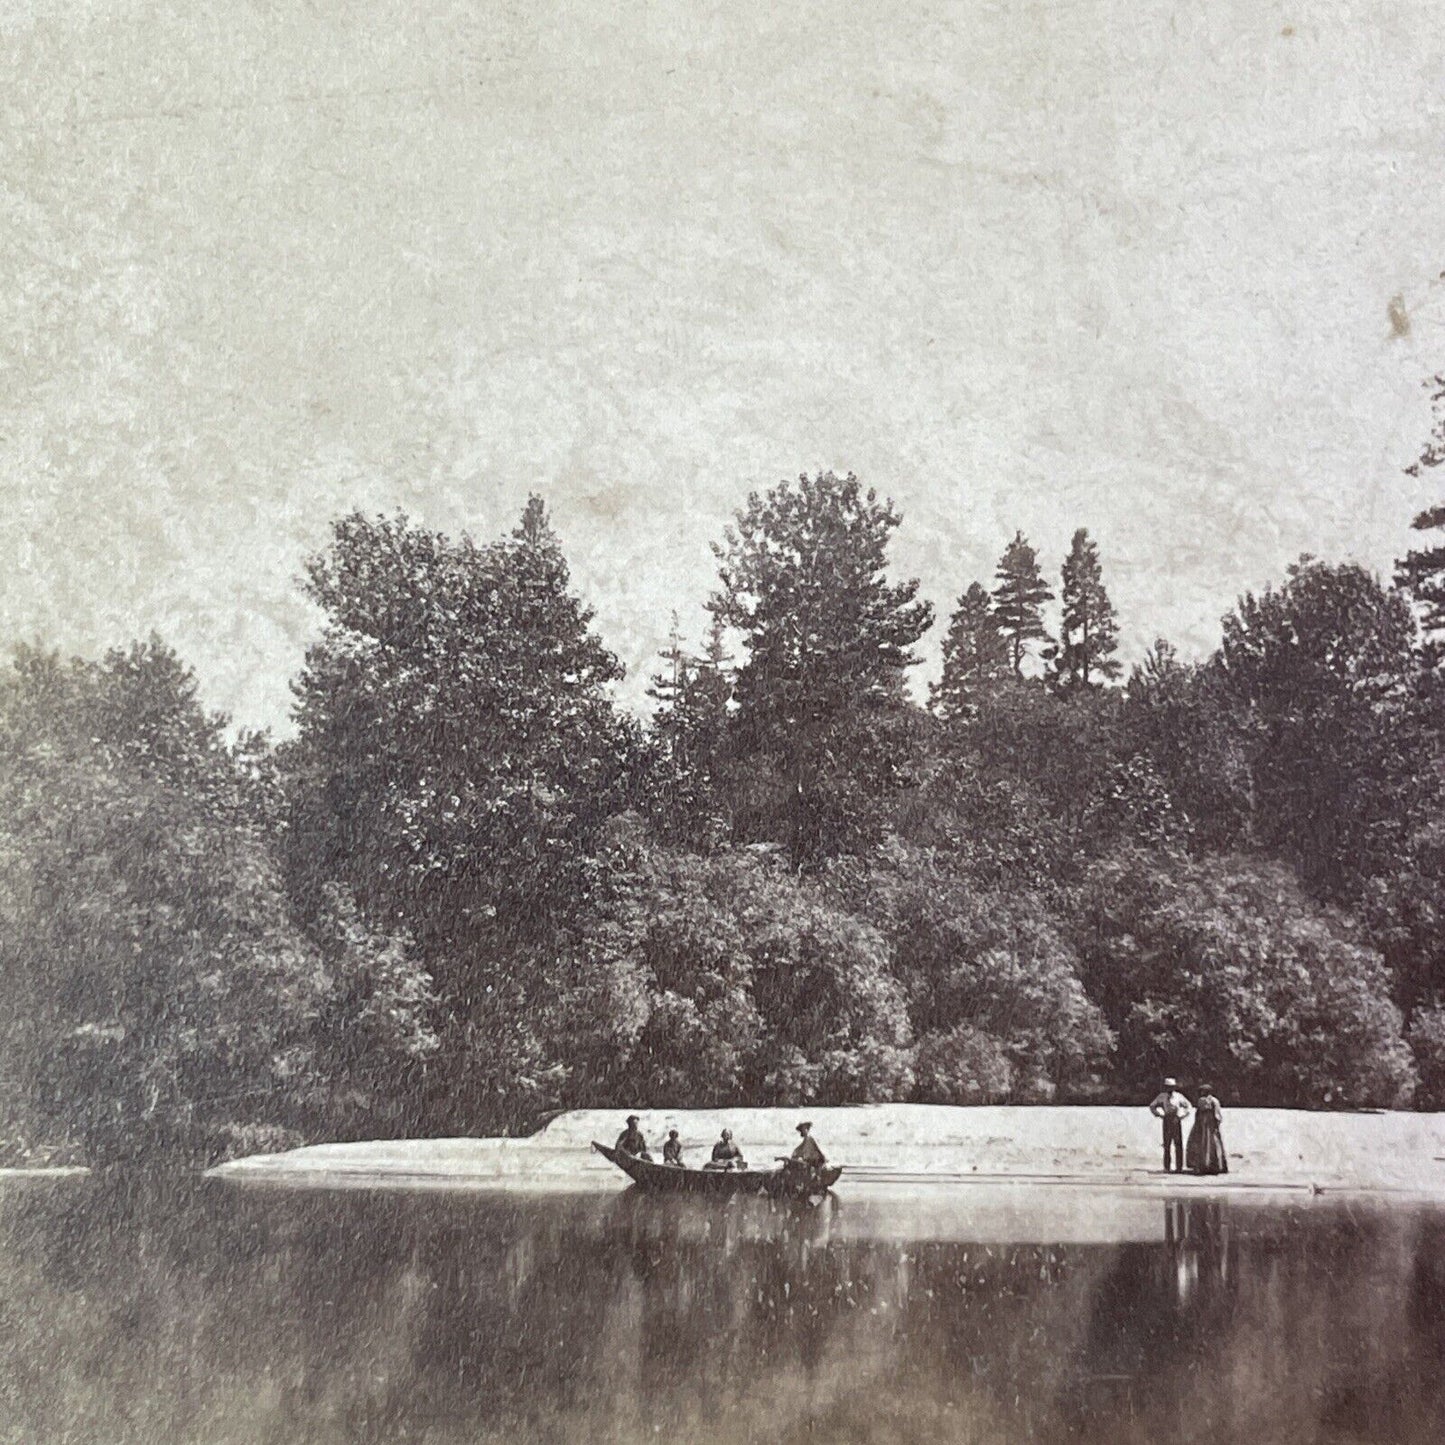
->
[{"left": 0, "top": 1178, "right": 1442, "bottom": 1444}]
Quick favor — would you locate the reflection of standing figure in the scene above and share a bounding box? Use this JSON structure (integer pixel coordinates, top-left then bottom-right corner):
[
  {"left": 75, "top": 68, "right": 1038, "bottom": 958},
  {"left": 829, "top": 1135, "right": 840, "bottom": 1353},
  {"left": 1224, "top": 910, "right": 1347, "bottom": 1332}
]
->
[
  {"left": 1163, "top": 1199, "right": 1233, "bottom": 1308},
  {"left": 1186, "top": 1087, "right": 1228, "bottom": 1175}
]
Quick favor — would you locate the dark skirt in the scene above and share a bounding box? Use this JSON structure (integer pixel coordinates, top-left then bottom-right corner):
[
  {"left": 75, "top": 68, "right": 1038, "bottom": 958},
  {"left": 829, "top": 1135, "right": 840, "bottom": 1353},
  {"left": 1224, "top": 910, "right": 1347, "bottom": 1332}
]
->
[{"left": 1186, "top": 1110, "right": 1228, "bottom": 1175}]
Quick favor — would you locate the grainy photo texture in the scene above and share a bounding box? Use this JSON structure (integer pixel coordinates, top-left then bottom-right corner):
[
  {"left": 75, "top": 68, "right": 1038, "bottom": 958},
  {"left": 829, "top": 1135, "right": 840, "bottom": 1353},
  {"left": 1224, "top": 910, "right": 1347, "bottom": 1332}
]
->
[{"left": 4, "top": 3, "right": 1445, "bottom": 1442}]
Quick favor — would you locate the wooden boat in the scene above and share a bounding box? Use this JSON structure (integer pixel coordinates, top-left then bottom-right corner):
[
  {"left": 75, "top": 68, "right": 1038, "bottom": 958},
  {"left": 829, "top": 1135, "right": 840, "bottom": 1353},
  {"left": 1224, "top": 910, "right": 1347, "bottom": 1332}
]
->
[{"left": 591, "top": 1141, "right": 842, "bottom": 1200}]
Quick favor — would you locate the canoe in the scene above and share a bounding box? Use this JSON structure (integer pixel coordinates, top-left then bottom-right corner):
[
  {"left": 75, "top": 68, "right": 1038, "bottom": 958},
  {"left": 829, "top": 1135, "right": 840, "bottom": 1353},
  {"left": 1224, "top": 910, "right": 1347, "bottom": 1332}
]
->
[{"left": 591, "top": 1142, "right": 842, "bottom": 1200}]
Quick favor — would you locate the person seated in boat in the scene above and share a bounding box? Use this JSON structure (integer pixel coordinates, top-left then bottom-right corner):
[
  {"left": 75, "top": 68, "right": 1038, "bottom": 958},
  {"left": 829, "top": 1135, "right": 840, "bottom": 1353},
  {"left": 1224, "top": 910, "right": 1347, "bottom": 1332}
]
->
[
  {"left": 662, "top": 1129, "right": 686, "bottom": 1168},
  {"left": 792, "top": 1121, "right": 826, "bottom": 1167},
  {"left": 780, "top": 1121, "right": 827, "bottom": 1179},
  {"left": 615, "top": 1115, "right": 652, "bottom": 1161},
  {"left": 704, "top": 1128, "right": 747, "bottom": 1171}
]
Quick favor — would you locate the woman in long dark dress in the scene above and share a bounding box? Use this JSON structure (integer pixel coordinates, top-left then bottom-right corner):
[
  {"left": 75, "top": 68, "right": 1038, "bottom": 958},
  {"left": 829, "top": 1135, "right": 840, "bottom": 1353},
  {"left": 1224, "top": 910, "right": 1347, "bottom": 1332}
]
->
[{"left": 1186, "top": 1085, "right": 1229, "bottom": 1175}]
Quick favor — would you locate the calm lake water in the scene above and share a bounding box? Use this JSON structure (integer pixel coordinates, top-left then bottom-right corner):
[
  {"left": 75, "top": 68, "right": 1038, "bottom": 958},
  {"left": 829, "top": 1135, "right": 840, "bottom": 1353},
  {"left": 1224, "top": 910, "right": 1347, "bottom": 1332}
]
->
[{"left": 1, "top": 1175, "right": 1443, "bottom": 1444}]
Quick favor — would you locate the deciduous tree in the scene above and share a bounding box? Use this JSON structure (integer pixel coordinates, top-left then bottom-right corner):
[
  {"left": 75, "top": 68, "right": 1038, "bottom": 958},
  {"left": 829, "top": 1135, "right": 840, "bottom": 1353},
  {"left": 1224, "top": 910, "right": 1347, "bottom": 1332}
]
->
[
  {"left": 834, "top": 841, "right": 1112, "bottom": 1102},
  {"left": 1215, "top": 559, "right": 1427, "bottom": 902},
  {"left": 582, "top": 822, "right": 914, "bottom": 1107},
  {"left": 0, "top": 641, "right": 358, "bottom": 1163},
  {"left": 284, "top": 503, "right": 635, "bottom": 1130}
]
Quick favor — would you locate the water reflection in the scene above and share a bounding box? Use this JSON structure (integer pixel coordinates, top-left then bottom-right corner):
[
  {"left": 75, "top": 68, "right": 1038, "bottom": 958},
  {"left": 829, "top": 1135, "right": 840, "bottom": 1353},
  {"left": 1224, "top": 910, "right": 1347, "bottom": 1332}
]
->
[
  {"left": 1164, "top": 1198, "right": 1235, "bottom": 1304},
  {"left": 0, "top": 1177, "right": 1442, "bottom": 1444}
]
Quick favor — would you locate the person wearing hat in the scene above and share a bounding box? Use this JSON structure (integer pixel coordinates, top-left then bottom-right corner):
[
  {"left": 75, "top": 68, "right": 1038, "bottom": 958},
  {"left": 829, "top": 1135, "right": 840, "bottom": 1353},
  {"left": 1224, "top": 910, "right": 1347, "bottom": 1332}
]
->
[
  {"left": 1148, "top": 1078, "right": 1193, "bottom": 1173},
  {"left": 662, "top": 1129, "right": 686, "bottom": 1168},
  {"left": 790, "top": 1120, "right": 827, "bottom": 1170},
  {"left": 615, "top": 1115, "right": 652, "bottom": 1161}
]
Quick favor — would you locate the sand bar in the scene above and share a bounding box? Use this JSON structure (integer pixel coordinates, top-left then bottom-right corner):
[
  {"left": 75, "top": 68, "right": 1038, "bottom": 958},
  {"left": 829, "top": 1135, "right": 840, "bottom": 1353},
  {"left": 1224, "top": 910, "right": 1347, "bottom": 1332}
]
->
[{"left": 206, "top": 1104, "right": 1445, "bottom": 1197}]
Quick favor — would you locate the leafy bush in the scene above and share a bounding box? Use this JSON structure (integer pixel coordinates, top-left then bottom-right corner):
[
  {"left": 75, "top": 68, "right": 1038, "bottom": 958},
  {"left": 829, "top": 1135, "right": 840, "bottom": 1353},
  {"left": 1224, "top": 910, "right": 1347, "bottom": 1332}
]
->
[
  {"left": 1080, "top": 848, "right": 1418, "bottom": 1108},
  {"left": 833, "top": 841, "right": 1113, "bottom": 1100},
  {"left": 1407, "top": 1004, "right": 1445, "bottom": 1110},
  {"left": 914, "top": 1025, "right": 1013, "bottom": 1105},
  {"left": 582, "top": 828, "right": 914, "bottom": 1108}
]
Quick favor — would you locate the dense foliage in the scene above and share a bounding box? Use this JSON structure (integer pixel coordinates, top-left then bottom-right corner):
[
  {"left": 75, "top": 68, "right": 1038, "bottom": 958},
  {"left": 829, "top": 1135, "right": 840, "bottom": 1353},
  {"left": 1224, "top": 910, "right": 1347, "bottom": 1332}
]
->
[
  {"left": 6, "top": 453, "right": 1445, "bottom": 1162},
  {"left": 0, "top": 642, "right": 432, "bottom": 1163},
  {"left": 1078, "top": 849, "right": 1416, "bottom": 1108}
]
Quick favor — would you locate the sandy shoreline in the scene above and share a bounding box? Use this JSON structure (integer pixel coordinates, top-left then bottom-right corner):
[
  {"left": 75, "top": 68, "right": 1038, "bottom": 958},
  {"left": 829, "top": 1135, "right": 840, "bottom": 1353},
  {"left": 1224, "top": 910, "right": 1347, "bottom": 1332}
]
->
[{"left": 206, "top": 1104, "right": 1445, "bottom": 1197}]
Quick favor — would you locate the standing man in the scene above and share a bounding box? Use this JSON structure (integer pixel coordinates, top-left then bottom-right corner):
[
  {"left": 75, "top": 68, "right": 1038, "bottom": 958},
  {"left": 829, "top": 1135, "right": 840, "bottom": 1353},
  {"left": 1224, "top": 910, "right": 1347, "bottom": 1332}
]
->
[
  {"left": 1148, "top": 1078, "right": 1192, "bottom": 1174},
  {"left": 615, "top": 1115, "right": 652, "bottom": 1161}
]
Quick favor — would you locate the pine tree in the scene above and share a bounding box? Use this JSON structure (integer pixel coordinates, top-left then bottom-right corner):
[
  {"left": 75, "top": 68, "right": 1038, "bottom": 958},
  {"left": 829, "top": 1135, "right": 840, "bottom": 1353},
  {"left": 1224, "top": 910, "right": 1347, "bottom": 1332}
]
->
[
  {"left": 710, "top": 471, "right": 934, "bottom": 868},
  {"left": 650, "top": 615, "right": 733, "bottom": 746},
  {"left": 692, "top": 614, "right": 736, "bottom": 733},
  {"left": 646, "top": 615, "right": 736, "bottom": 848},
  {"left": 991, "top": 531, "right": 1053, "bottom": 675},
  {"left": 1399, "top": 373, "right": 1445, "bottom": 673},
  {"left": 648, "top": 612, "right": 692, "bottom": 717},
  {"left": 1404, "top": 372, "right": 1445, "bottom": 477},
  {"left": 931, "top": 582, "right": 1010, "bottom": 719},
  {"left": 1396, "top": 506, "right": 1445, "bottom": 664},
  {"left": 1053, "top": 528, "right": 1121, "bottom": 690}
]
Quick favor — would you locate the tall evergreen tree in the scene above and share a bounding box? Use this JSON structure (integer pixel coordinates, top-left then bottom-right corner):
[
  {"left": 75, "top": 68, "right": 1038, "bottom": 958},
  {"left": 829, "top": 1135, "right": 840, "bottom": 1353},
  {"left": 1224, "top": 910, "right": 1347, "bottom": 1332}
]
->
[
  {"left": 1404, "top": 371, "right": 1445, "bottom": 476},
  {"left": 646, "top": 615, "right": 734, "bottom": 850},
  {"left": 710, "top": 471, "right": 933, "bottom": 869},
  {"left": 991, "top": 531, "right": 1053, "bottom": 676},
  {"left": 1052, "top": 528, "right": 1121, "bottom": 690},
  {"left": 1395, "top": 505, "right": 1445, "bottom": 668},
  {"left": 647, "top": 612, "right": 691, "bottom": 716},
  {"left": 1400, "top": 373, "right": 1445, "bottom": 676},
  {"left": 685, "top": 615, "right": 736, "bottom": 754},
  {"left": 931, "top": 582, "right": 1010, "bottom": 720}
]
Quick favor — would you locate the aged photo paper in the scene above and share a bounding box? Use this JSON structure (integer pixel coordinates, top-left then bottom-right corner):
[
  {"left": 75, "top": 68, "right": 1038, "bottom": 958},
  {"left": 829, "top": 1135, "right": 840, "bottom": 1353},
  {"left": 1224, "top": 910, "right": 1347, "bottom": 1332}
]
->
[{"left": 4, "top": 3, "right": 1445, "bottom": 1442}]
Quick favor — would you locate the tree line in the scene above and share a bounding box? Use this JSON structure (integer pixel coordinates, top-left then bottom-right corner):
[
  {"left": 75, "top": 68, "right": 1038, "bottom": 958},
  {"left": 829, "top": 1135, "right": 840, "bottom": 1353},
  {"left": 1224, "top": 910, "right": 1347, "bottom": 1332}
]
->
[{"left": 4, "top": 401, "right": 1445, "bottom": 1164}]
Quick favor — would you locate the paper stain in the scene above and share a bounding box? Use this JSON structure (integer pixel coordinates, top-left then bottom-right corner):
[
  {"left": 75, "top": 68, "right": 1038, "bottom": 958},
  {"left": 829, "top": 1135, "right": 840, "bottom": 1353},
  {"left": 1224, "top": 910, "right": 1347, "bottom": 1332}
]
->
[{"left": 1388, "top": 293, "right": 1411, "bottom": 339}]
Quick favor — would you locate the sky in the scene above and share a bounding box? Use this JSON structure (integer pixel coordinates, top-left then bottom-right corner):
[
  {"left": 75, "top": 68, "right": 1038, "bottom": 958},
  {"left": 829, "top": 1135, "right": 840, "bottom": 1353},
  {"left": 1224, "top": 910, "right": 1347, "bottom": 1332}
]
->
[{"left": 4, "top": 0, "right": 1445, "bottom": 733}]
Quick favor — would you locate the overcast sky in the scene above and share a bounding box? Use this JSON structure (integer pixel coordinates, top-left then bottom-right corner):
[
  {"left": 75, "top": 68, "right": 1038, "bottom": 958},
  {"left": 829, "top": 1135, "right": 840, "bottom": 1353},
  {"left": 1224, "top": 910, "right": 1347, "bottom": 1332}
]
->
[{"left": 5, "top": 0, "right": 1445, "bottom": 732}]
